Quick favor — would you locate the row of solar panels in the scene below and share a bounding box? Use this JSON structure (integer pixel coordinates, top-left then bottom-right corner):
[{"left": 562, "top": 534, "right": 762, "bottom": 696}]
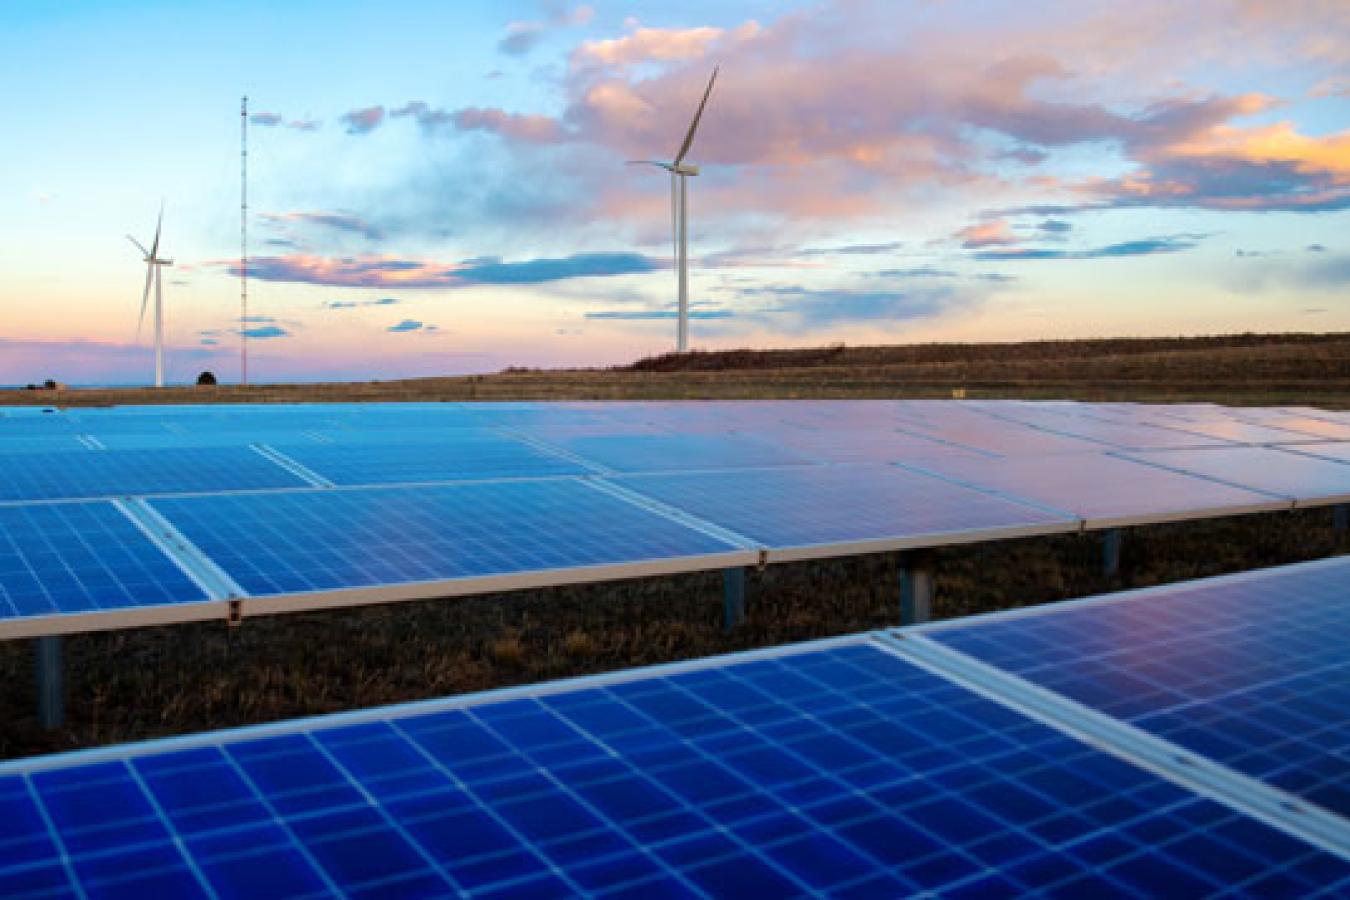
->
[
  {"left": 5, "top": 399, "right": 1350, "bottom": 455},
  {"left": 6, "top": 411, "right": 1350, "bottom": 637},
  {"left": 2, "top": 556, "right": 1347, "bottom": 897}
]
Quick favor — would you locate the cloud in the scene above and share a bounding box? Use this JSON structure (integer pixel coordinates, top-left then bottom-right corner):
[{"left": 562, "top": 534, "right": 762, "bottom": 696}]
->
[
  {"left": 1308, "top": 244, "right": 1328, "bottom": 252},
  {"left": 736, "top": 283, "right": 976, "bottom": 328},
  {"left": 1223, "top": 251, "right": 1350, "bottom": 293},
  {"left": 323, "top": 297, "right": 401, "bottom": 309},
  {"left": 873, "top": 267, "right": 958, "bottom": 278},
  {"left": 200, "top": 339, "right": 219, "bottom": 346},
  {"left": 242, "top": 315, "right": 277, "bottom": 323},
  {"left": 573, "top": 22, "right": 756, "bottom": 68},
  {"left": 585, "top": 309, "right": 734, "bottom": 319},
  {"left": 955, "top": 221, "right": 1020, "bottom": 248},
  {"left": 499, "top": 21, "right": 546, "bottom": 56},
  {"left": 498, "top": 5, "right": 594, "bottom": 56},
  {"left": 239, "top": 326, "right": 290, "bottom": 339},
  {"left": 973, "top": 234, "right": 1205, "bottom": 260},
  {"left": 236, "top": 251, "right": 662, "bottom": 288},
  {"left": 796, "top": 241, "right": 906, "bottom": 257},
  {"left": 386, "top": 319, "right": 426, "bottom": 332},
  {"left": 250, "top": 111, "right": 320, "bottom": 132},
  {"left": 261, "top": 211, "right": 384, "bottom": 240},
  {"left": 341, "top": 106, "right": 385, "bottom": 134}
]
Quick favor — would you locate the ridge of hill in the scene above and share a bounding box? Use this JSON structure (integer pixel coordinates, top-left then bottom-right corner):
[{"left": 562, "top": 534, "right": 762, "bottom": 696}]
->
[{"left": 6, "top": 332, "right": 1350, "bottom": 408}]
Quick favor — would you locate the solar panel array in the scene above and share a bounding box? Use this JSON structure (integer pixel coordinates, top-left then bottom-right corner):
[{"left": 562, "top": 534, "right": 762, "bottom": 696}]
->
[
  {"left": 5, "top": 557, "right": 1350, "bottom": 897},
  {"left": 4, "top": 398, "right": 1350, "bottom": 637}
]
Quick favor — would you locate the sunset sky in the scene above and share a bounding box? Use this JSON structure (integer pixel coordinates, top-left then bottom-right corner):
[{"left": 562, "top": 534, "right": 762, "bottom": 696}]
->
[{"left": 2, "top": 0, "right": 1348, "bottom": 384}]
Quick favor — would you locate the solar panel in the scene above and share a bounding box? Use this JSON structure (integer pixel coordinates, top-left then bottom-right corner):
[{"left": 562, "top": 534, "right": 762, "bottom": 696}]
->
[
  {"left": 555, "top": 433, "right": 814, "bottom": 473},
  {"left": 308, "top": 425, "right": 507, "bottom": 444},
  {"left": 0, "top": 502, "right": 208, "bottom": 630},
  {"left": 0, "top": 436, "right": 89, "bottom": 455},
  {"left": 0, "top": 447, "right": 308, "bottom": 503},
  {"left": 269, "top": 438, "right": 586, "bottom": 486},
  {"left": 1288, "top": 441, "right": 1350, "bottom": 467},
  {"left": 5, "top": 638, "right": 1346, "bottom": 898},
  {"left": 903, "top": 417, "right": 1109, "bottom": 457},
  {"left": 1150, "top": 419, "right": 1334, "bottom": 445},
  {"left": 149, "top": 480, "right": 750, "bottom": 601},
  {"left": 607, "top": 464, "right": 1076, "bottom": 560},
  {"left": 1241, "top": 416, "right": 1350, "bottom": 440},
  {"left": 763, "top": 427, "right": 991, "bottom": 464},
  {"left": 899, "top": 452, "right": 1287, "bottom": 528},
  {"left": 927, "top": 556, "right": 1350, "bottom": 822},
  {"left": 86, "top": 430, "right": 325, "bottom": 450},
  {"left": 1121, "top": 445, "right": 1350, "bottom": 506},
  {"left": 1022, "top": 418, "right": 1234, "bottom": 451}
]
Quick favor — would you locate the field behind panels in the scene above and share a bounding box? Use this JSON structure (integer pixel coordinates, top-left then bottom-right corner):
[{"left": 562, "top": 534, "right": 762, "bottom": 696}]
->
[{"left": 3, "top": 396, "right": 1350, "bottom": 757}]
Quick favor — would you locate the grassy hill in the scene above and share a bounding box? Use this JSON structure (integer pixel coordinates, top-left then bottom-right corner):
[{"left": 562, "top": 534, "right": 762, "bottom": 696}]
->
[{"left": 7, "top": 332, "right": 1350, "bottom": 408}]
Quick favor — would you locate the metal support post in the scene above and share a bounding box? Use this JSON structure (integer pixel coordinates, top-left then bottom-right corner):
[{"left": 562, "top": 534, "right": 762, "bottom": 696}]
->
[
  {"left": 36, "top": 636, "right": 63, "bottom": 729},
  {"left": 723, "top": 567, "right": 746, "bottom": 630},
  {"left": 899, "top": 551, "right": 935, "bottom": 625},
  {"left": 1102, "top": 528, "right": 1123, "bottom": 577},
  {"left": 1335, "top": 504, "right": 1348, "bottom": 533}
]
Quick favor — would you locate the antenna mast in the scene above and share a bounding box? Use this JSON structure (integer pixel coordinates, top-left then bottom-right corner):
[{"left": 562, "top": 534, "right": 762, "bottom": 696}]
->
[{"left": 240, "top": 95, "right": 249, "bottom": 386}]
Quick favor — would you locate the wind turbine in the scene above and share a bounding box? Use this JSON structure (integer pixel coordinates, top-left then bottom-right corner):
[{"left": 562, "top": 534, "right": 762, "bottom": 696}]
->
[
  {"left": 127, "top": 208, "right": 173, "bottom": 387},
  {"left": 630, "top": 67, "right": 718, "bottom": 354}
]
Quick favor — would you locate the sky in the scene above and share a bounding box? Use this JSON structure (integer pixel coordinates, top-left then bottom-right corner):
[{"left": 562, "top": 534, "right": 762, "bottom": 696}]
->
[{"left": 1, "top": 0, "right": 1348, "bottom": 385}]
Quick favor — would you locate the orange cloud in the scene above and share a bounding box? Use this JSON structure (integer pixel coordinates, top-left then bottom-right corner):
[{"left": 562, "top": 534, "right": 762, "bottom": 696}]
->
[
  {"left": 954, "top": 221, "right": 1020, "bottom": 248},
  {"left": 574, "top": 22, "right": 758, "bottom": 68}
]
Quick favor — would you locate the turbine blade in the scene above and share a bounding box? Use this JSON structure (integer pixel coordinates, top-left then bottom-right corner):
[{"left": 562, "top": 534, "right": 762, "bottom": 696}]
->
[
  {"left": 126, "top": 234, "right": 149, "bottom": 257},
  {"left": 136, "top": 262, "right": 153, "bottom": 342},
  {"left": 150, "top": 205, "right": 163, "bottom": 258},
  {"left": 626, "top": 160, "right": 670, "bottom": 169},
  {"left": 673, "top": 67, "right": 718, "bottom": 166}
]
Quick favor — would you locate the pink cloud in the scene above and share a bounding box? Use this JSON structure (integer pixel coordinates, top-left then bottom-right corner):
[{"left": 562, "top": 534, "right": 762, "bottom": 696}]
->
[
  {"left": 573, "top": 23, "right": 757, "bottom": 68},
  {"left": 954, "top": 221, "right": 1020, "bottom": 248}
]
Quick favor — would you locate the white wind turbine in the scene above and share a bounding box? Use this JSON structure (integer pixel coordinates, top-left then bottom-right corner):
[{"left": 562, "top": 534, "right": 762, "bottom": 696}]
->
[
  {"left": 630, "top": 67, "right": 719, "bottom": 354},
  {"left": 127, "top": 208, "right": 173, "bottom": 387}
]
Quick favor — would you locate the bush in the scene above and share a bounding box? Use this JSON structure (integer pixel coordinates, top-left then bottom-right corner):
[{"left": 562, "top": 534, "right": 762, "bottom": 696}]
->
[{"left": 196, "top": 371, "right": 218, "bottom": 386}]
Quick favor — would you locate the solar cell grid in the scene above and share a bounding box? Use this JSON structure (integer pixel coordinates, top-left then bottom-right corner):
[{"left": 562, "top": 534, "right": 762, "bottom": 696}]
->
[
  {"left": 1120, "top": 445, "right": 1350, "bottom": 505},
  {"left": 0, "top": 447, "right": 307, "bottom": 503},
  {"left": 271, "top": 438, "right": 586, "bottom": 485},
  {"left": 766, "top": 427, "right": 991, "bottom": 464},
  {"left": 928, "top": 557, "right": 1350, "bottom": 823},
  {"left": 150, "top": 480, "right": 746, "bottom": 598},
  {"left": 556, "top": 433, "right": 814, "bottom": 473},
  {"left": 0, "top": 501, "right": 207, "bottom": 623},
  {"left": 0, "top": 436, "right": 89, "bottom": 455},
  {"left": 4, "top": 641, "right": 1349, "bottom": 898},
  {"left": 899, "top": 452, "right": 1286, "bottom": 527},
  {"left": 607, "top": 464, "right": 1076, "bottom": 557}
]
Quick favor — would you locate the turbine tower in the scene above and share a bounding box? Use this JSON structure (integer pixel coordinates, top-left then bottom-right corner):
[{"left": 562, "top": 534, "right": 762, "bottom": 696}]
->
[
  {"left": 631, "top": 67, "right": 719, "bottom": 354},
  {"left": 127, "top": 208, "right": 173, "bottom": 387}
]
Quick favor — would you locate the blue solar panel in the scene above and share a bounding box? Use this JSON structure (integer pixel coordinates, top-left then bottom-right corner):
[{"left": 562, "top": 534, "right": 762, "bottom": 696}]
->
[
  {"left": 150, "top": 480, "right": 745, "bottom": 596},
  {"left": 900, "top": 452, "right": 1284, "bottom": 526},
  {"left": 272, "top": 438, "right": 586, "bottom": 485},
  {"left": 556, "top": 433, "right": 812, "bottom": 473},
  {"left": 929, "top": 556, "right": 1350, "bottom": 822},
  {"left": 0, "top": 502, "right": 207, "bottom": 621},
  {"left": 0, "top": 436, "right": 89, "bottom": 455},
  {"left": 3, "top": 641, "right": 1345, "bottom": 898},
  {"left": 0, "top": 447, "right": 308, "bottom": 502},
  {"left": 608, "top": 464, "right": 1076, "bottom": 552},
  {"left": 1120, "top": 445, "right": 1350, "bottom": 505}
]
